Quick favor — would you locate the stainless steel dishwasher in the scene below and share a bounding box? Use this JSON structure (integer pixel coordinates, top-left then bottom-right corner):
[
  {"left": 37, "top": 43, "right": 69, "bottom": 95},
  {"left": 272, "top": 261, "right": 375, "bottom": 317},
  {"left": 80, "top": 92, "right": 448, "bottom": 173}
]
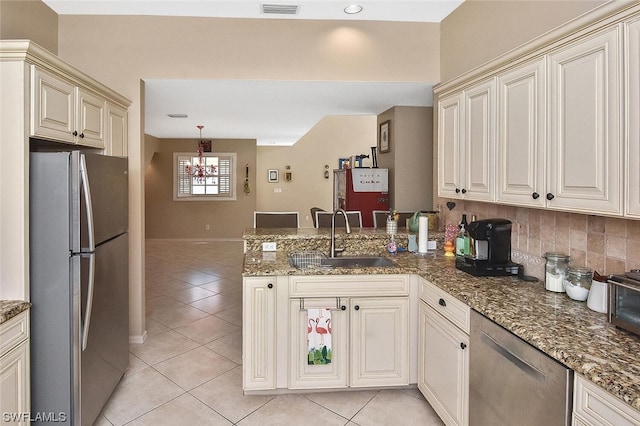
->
[{"left": 469, "top": 311, "right": 573, "bottom": 425}]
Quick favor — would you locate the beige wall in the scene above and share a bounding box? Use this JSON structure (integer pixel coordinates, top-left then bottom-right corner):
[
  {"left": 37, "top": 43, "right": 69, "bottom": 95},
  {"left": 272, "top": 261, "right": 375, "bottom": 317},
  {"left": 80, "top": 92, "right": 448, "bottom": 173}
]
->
[
  {"left": 440, "top": 0, "right": 607, "bottom": 81},
  {"left": 0, "top": 0, "right": 58, "bottom": 53},
  {"left": 145, "top": 137, "right": 257, "bottom": 238},
  {"left": 257, "top": 115, "right": 376, "bottom": 228},
  {"left": 377, "top": 106, "right": 433, "bottom": 212},
  {"left": 438, "top": 0, "right": 638, "bottom": 279}
]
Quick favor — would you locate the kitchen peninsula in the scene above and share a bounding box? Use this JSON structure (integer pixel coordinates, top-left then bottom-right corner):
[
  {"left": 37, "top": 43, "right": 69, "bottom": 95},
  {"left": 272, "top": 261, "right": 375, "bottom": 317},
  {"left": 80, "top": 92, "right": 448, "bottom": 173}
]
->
[{"left": 243, "top": 228, "right": 640, "bottom": 424}]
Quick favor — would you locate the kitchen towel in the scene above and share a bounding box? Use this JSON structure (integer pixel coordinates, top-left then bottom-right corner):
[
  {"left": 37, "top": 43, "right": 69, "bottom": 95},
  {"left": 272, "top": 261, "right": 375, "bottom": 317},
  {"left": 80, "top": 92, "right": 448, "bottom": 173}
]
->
[
  {"left": 418, "top": 215, "right": 428, "bottom": 253},
  {"left": 307, "top": 308, "right": 332, "bottom": 365}
]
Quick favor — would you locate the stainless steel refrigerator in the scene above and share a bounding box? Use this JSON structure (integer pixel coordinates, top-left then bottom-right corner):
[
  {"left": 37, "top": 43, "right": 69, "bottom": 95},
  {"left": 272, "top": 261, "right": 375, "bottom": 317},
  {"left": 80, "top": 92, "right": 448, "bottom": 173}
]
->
[{"left": 29, "top": 151, "right": 129, "bottom": 426}]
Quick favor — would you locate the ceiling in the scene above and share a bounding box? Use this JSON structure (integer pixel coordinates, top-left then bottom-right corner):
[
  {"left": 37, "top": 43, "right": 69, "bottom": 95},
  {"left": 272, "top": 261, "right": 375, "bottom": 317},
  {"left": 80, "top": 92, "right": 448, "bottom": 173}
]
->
[
  {"left": 41, "top": 1, "right": 464, "bottom": 23},
  {"left": 43, "top": 1, "right": 462, "bottom": 145},
  {"left": 145, "top": 80, "right": 433, "bottom": 145}
]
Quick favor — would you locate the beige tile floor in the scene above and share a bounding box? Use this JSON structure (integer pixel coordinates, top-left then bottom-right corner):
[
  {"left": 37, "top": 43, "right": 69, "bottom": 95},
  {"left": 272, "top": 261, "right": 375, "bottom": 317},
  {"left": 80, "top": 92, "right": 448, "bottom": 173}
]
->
[{"left": 96, "top": 240, "right": 444, "bottom": 425}]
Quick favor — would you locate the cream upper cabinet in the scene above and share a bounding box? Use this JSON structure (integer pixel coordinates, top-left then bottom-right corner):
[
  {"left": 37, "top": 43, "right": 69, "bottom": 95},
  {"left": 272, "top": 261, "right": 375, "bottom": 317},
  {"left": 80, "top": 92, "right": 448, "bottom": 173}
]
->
[
  {"left": 31, "top": 67, "right": 75, "bottom": 143},
  {"left": 76, "top": 87, "right": 106, "bottom": 148},
  {"left": 496, "top": 58, "right": 547, "bottom": 207},
  {"left": 626, "top": 17, "right": 640, "bottom": 218},
  {"left": 242, "top": 277, "right": 277, "bottom": 390},
  {"left": 106, "top": 102, "right": 128, "bottom": 157},
  {"left": 32, "top": 67, "right": 106, "bottom": 149},
  {"left": 438, "top": 92, "right": 464, "bottom": 198},
  {"left": 547, "top": 26, "right": 622, "bottom": 215},
  {"left": 438, "top": 79, "right": 496, "bottom": 201},
  {"left": 463, "top": 79, "right": 496, "bottom": 202}
]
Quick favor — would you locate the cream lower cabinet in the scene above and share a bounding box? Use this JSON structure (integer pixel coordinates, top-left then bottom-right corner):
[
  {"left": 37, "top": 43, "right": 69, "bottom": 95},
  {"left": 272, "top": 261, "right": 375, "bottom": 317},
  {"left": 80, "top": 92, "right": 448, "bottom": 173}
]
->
[
  {"left": 288, "top": 274, "right": 412, "bottom": 390},
  {"left": 242, "top": 277, "right": 277, "bottom": 390},
  {"left": 573, "top": 374, "right": 640, "bottom": 425},
  {"left": 0, "top": 311, "right": 30, "bottom": 426},
  {"left": 418, "top": 279, "right": 469, "bottom": 426},
  {"left": 290, "top": 296, "right": 409, "bottom": 389}
]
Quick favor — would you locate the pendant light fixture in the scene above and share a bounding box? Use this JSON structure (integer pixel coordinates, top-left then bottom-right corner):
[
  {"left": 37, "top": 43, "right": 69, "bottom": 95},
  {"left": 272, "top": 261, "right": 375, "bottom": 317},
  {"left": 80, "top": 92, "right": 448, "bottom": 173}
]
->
[{"left": 184, "top": 125, "right": 216, "bottom": 182}]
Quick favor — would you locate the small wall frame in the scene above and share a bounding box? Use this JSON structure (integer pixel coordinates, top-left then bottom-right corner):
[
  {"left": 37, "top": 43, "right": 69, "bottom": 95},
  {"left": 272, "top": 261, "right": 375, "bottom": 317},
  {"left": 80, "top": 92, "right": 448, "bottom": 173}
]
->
[{"left": 379, "top": 120, "right": 390, "bottom": 153}]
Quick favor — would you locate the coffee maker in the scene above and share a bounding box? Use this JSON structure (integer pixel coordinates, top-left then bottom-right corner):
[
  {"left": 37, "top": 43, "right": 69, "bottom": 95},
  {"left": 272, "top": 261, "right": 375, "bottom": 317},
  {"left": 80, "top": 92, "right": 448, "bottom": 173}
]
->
[{"left": 455, "top": 218, "right": 522, "bottom": 277}]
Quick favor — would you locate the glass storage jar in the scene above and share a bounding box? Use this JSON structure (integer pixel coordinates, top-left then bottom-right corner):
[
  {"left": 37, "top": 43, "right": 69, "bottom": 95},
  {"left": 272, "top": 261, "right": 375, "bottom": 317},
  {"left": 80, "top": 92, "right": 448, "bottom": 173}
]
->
[
  {"left": 564, "top": 267, "right": 592, "bottom": 301},
  {"left": 543, "top": 252, "right": 570, "bottom": 293}
]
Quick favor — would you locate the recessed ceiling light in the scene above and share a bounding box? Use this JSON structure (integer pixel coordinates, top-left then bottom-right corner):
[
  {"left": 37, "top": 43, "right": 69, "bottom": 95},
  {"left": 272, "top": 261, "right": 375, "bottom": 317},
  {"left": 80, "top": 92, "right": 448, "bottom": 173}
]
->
[
  {"left": 344, "top": 4, "right": 363, "bottom": 14},
  {"left": 167, "top": 113, "right": 188, "bottom": 118}
]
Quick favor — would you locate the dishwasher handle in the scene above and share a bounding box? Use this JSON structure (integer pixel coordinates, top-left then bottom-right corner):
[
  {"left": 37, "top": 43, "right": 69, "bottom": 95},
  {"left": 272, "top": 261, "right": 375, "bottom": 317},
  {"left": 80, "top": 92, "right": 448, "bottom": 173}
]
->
[{"left": 480, "top": 330, "right": 546, "bottom": 383}]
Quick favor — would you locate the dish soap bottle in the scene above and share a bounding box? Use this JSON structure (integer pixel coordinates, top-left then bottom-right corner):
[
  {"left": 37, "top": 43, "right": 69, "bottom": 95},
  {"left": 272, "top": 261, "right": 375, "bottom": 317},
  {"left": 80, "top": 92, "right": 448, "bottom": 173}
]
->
[
  {"left": 387, "top": 234, "right": 397, "bottom": 255},
  {"left": 456, "top": 214, "right": 469, "bottom": 257}
]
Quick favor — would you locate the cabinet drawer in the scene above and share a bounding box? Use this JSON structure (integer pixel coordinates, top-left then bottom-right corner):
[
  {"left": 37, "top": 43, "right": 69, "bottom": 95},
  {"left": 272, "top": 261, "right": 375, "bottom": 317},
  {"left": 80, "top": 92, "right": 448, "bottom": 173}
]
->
[
  {"left": 420, "top": 278, "right": 470, "bottom": 333},
  {"left": 573, "top": 375, "right": 640, "bottom": 426},
  {"left": 289, "top": 275, "right": 409, "bottom": 298},
  {"left": 0, "top": 311, "right": 29, "bottom": 355}
]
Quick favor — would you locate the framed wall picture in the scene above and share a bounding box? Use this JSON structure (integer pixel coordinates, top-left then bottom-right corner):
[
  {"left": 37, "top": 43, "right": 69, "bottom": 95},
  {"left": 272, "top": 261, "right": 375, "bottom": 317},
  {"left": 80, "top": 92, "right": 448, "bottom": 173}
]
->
[
  {"left": 379, "top": 120, "right": 390, "bottom": 153},
  {"left": 268, "top": 169, "right": 279, "bottom": 183}
]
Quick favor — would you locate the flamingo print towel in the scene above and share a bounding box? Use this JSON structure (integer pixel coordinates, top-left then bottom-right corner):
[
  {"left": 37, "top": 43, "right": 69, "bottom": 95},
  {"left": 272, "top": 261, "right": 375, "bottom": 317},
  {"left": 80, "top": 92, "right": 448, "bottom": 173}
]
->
[{"left": 307, "top": 308, "right": 332, "bottom": 365}]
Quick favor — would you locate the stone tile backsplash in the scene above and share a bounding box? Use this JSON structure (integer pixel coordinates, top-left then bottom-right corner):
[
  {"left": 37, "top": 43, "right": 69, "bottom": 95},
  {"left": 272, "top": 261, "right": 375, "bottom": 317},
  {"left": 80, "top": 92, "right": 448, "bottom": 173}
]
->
[{"left": 434, "top": 199, "right": 640, "bottom": 280}]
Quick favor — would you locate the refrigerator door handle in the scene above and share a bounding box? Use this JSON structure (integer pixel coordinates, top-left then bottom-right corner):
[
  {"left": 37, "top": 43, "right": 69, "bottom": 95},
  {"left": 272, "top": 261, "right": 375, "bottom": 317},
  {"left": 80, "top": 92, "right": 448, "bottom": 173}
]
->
[
  {"left": 80, "top": 154, "right": 96, "bottom": 252},
  {"left": 82, "top": 252, "right": 96, "bottom": 351}
]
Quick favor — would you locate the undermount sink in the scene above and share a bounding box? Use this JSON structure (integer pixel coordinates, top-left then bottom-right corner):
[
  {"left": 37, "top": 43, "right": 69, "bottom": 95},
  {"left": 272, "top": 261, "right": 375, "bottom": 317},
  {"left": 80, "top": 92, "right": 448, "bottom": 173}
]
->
[{"left": 289, "top": 252, "right": 397, "bottom": 269}]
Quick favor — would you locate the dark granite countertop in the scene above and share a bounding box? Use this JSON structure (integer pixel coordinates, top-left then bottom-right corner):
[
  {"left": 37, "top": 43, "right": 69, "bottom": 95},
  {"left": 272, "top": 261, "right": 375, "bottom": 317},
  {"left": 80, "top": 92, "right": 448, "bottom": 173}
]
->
[
  {"left": 0, "top": 300, "right": 30, "bottom": 325},
  {"left": 242, "top": 228, "right": 640, "bottom": 413}
]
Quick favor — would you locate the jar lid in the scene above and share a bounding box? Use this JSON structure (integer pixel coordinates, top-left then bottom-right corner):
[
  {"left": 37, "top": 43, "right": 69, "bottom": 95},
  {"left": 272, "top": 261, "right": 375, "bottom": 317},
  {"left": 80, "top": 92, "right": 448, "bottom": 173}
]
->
[
  {"left": 567, "top": 266, "right": 593, "bottom": 278},
  {"left": 544, "top": 252, "right": 570, "bottom": 260}
]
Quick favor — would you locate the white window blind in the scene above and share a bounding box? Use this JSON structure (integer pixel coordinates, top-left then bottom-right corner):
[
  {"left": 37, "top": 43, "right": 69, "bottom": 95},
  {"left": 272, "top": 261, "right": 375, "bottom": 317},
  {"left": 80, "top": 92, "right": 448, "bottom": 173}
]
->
[{"left": 173, "top": 152, "right": 236, "bottom": 201}]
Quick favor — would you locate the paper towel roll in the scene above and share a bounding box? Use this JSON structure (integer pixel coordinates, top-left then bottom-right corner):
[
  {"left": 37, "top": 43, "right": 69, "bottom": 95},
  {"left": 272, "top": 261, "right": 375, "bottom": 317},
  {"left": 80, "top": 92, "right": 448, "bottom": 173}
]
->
[{"left": 418, "top": 215, "right": 428, "bottom": 253}]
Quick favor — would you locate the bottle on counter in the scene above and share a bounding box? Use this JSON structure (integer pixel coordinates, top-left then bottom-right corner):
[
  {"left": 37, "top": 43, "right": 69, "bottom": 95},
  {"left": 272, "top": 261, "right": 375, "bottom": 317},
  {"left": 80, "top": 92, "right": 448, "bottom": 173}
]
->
[
  {"left": 456, "top": 214, "right": 470, "bottom": 257},
  {"left": 543, "top": 252, "right": 571, "bottom": 292},
  {"left": 387, "top": 234, "right": 397, "bottom": 255}
]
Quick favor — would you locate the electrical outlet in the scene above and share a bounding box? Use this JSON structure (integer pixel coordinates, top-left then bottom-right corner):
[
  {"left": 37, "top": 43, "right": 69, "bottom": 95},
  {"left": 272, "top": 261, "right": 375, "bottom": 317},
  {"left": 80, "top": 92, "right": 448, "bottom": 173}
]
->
[
  {"left": 205, "top": 224, "right": 210, "bottom": 230},
  {"left": 262, "top": 242, "right": 277, "bottom": 252},
  {"left": 274, "top": 188, "right": 282, "bottom": 193}
]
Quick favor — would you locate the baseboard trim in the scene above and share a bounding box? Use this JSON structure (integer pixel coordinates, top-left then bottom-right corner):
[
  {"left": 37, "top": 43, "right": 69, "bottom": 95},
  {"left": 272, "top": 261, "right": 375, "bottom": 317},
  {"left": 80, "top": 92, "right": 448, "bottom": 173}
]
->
[{"left": 129, "top": 330, "right": 147, "bottom": 345}]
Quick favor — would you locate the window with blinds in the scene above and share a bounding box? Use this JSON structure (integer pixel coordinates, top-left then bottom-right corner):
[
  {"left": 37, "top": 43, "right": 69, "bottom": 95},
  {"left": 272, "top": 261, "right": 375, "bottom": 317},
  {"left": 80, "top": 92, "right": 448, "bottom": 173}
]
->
[{"left": 173, "top": 152, "right": 236, "bottom": 201}]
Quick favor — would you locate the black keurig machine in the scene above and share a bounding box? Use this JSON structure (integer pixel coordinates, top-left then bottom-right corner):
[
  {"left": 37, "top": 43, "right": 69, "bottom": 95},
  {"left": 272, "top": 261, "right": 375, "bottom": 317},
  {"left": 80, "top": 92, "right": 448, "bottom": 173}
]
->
[{"left": 455, "top": 218, "right": 522, "bottom": 277}]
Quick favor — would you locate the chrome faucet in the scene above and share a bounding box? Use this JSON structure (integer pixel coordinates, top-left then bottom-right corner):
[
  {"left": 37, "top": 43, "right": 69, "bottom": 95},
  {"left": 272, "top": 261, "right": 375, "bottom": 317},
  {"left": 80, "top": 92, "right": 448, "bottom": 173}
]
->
[{"left": 330, "top": 208, "right": 351, "bottom": 257}]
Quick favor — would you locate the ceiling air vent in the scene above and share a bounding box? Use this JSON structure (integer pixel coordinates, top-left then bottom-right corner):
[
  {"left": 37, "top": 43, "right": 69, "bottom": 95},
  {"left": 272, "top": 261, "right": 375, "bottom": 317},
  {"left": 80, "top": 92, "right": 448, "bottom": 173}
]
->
[{"left": 261, "top": 3, "right": 299, "bottom": 15}]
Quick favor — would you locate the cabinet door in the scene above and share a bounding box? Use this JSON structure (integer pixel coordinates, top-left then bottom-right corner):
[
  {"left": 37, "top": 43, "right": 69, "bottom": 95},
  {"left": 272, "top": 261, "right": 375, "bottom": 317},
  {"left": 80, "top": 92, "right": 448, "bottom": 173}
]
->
[
  {"left": 350, "top": 297, "right": 409, "bottom": 387},
  {"left": 106, "top": 102, "right": 128, "bottom": 157},
  {"left": 289, "top": 298, "right": 348, "bottom": 389},
  {"left": 464, "top": 78, "right": 496, "bottom": 202},
  {"left": 31, "top": 67, "right": 75, "bottom": 143},
  {"left": 242, "top": 277, "right": 276, "bottom": 390},
  {"left": 548, "top": 27, "right": 622, "bottom": 215},
  {"left": 418, "top": 301, "right": 469, "bottom": 426},
  {"left": 76, "top": 88, "right": 105, "bottom": 148},
  {"left": 626, "top": 17, "right": 640, "bottom": 218},
  {"left": 0, "top": 342, "right": 30, "bottom": 426},
  {"left": 497, "top": 58, "right": 546, "bottom": 207},
  {"left": 438, "top": 92, "right": 464, "bottom": 198}
]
